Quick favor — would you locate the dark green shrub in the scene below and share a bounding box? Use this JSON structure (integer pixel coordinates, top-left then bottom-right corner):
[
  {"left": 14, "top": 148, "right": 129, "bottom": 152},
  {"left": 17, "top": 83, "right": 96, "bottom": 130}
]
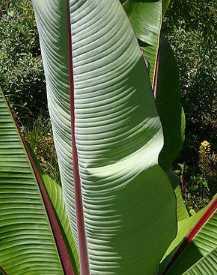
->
[
  {"left": 162, "top": 0, "right": 217, "bottom": 210},
  {"left": 25, "top": 117, "right": 60, "bottom": 182},
  {"left": 163, "top": 0, "right": 217, "bottom": 195},
  {"left": 0, "top": 0, "right": 47, "bottom": 126},
  {"left": 164, "top": 0, "right": 217, "bottom": 147}
]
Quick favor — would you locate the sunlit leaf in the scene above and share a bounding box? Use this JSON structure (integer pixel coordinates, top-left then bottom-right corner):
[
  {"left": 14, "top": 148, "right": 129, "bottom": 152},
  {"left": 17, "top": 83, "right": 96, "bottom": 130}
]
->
[{"left": 32, "top": 1, "right": 177, "bottom": 274}]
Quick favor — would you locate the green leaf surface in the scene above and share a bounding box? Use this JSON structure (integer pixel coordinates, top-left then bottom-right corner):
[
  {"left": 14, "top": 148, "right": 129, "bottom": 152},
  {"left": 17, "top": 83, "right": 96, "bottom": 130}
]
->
[
  {"left": 182, "top": 248, "right": 217, "bottom": 274},
  {"left": 156, "top": 38, "right": 185, "bottom": 171},
  {"left": 0, "top": 88, "right": 63, "bottom": 274},
  {"left": 32, "top": 1, "right": 177, "bottom": 274},
  {"left": 154, "top": 38, "right": 187, "bottom": 224},
  {"left": 124, "top": 0, "right": 172, "bottom": 82},
  {"left": 42, "top": 174, "right": 79, "bottom": 275},
  {"left": 125, "top": 0, "right": 162, "bottom": 46},
  {"left": 125, "top": 0, "right": 162, "bottom": 82}
]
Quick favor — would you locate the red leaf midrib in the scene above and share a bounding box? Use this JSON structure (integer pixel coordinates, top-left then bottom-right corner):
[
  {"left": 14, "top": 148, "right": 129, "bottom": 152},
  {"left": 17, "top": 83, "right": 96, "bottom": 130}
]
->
[
  {"left": 66, "top": 2, "right": 90, "bottom": 275},
  {"left": 187, "top": 197, "right": 217, "bottom": 242}
]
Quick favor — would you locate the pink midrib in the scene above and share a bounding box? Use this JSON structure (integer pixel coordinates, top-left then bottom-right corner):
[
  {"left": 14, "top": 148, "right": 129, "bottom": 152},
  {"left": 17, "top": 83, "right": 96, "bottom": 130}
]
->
[{"left": 66, "top": 3, "right": 90, "bottom": 275}]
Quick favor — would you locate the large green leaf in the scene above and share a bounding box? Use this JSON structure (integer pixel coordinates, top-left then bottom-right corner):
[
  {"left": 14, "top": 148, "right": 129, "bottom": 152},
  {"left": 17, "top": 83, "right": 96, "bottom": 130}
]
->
[
  {"left": 0, "top": 89, "right": 65, "bottom": 274},
  {"left": 32, "top": 1, "right": 177, "bottom": 274},
  {"left": 164, "top": 196, "right": 217, "bottom": 274}
]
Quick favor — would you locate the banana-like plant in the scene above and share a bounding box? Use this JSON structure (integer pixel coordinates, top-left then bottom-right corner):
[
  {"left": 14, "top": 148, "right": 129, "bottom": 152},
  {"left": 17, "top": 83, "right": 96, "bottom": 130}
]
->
[{"left": 0, "top": 1, "right": 216, "bottom": 275}]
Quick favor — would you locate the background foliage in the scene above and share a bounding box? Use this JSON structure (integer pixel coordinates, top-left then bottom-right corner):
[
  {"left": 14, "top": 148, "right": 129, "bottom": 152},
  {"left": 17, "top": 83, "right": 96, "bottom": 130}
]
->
[
  {"left": 0, "top": 0, "right": 47, "bottom": 126},
  {"left": 163, "top": 0, "right": 217, "bottom": 210},
  {"left": 0, "top": 0, "right": 216, "bottom": 210}
]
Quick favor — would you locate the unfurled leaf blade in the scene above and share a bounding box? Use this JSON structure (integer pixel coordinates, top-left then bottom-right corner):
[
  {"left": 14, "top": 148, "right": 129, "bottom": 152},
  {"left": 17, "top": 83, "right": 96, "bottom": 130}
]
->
[
  {"left": 0, "top": 88, "right": 66, "bottom": 274},
  {"left": 33, "top": 0, "right": 177, "bottom": 274}
]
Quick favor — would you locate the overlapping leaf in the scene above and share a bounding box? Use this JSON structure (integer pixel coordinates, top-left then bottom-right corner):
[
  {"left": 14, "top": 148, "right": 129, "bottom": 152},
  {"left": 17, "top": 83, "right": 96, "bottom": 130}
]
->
[
  {"left": 125, "top": 0, "right": 163, "bottom": 82},
  {"left": 161, "top": 196, "right": 217, "bottom": 274},
  {"left": 125, "top": 1, "right": 185, "bottom": 175},
  {"left": 0, "top": 88, "right": 63, "bottom": 275},
  {"left": 155, "top": 38, "right": 185, "bottom": 171}
]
